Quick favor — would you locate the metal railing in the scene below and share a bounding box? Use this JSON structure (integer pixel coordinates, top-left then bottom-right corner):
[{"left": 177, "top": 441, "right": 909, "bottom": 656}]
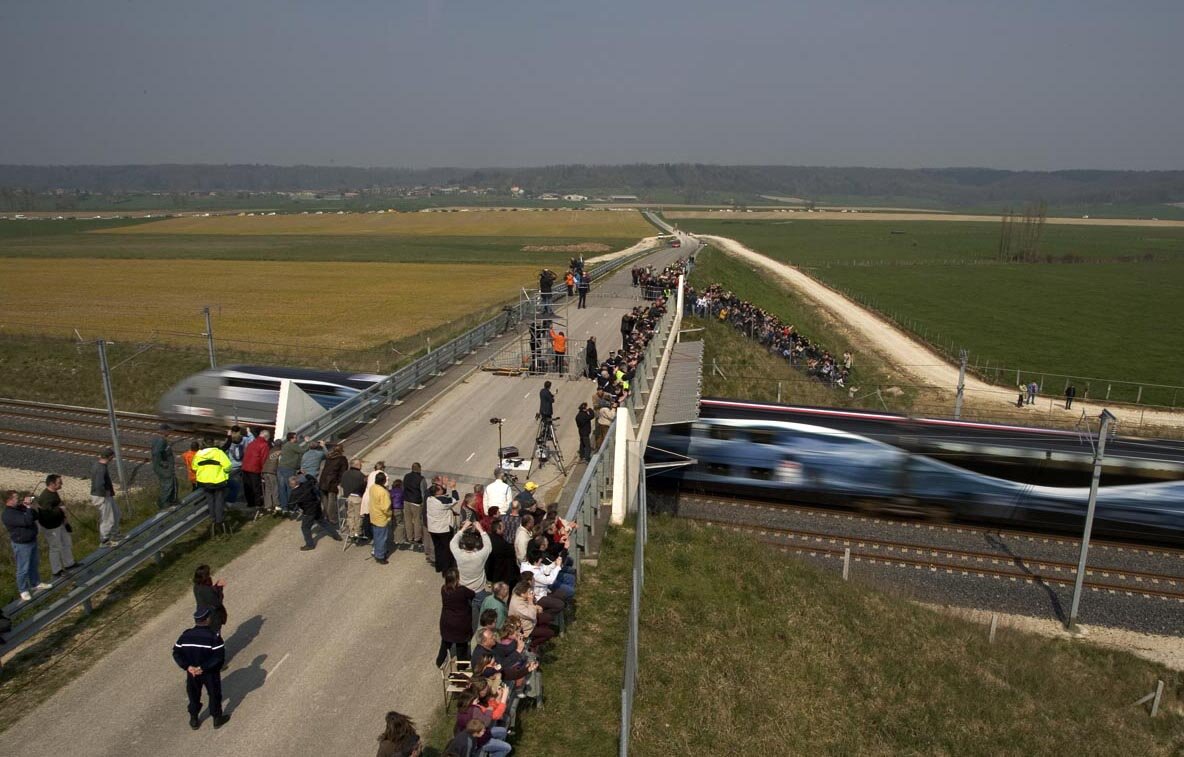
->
[
  {"left": 1, "top": 489, "right": 212, "bottom": 663},
  {"left": 620, "top": 462, "right": 647, "bottom": 757},
  {"left": 296, "top": 243, "right": 663, "bottom": 440}
]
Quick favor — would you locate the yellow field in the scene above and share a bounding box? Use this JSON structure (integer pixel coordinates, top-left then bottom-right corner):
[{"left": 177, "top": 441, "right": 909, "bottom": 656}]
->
[
  {"left": 0, "top": 258, "right": 537, "bottom": 351},
  {"left": 95, "top": 208, "right": 653, "bottom": 237}
]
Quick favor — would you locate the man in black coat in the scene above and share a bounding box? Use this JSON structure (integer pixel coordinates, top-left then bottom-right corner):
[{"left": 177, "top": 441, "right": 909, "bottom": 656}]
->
[
  {"left": 575, "top": 403, "right": 595, "bottom": 462},
  {"left": 172, "top": 606, "right": 228, "bottom": 730},
  {"left": 584, "top": 336, "right": 598, "bottom": 379},
  {"left": 290, "top": 474, "right": 341, "bottom": 551},
  {"left": 484, "top": 521, "right": 519, "bottom": 588},
  {"left": 538, "top": 381, "right": 555, "bottom": 420}
]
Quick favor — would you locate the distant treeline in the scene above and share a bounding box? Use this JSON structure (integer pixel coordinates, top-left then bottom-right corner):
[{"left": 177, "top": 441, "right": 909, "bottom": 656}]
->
[{"left": 2, "top": 163, "right": 1184, "bottom": 207}]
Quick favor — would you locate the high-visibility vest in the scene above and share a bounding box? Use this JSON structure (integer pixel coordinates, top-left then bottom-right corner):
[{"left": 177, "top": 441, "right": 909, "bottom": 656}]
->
[{"left": 192, "top": 447, "right": 231, "bottom": 486}]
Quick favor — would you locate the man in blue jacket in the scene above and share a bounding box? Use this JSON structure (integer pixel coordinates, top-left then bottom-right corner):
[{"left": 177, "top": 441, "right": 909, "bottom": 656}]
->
[{"left": 172, "top": 606, "right": 229, "bottom": 730}]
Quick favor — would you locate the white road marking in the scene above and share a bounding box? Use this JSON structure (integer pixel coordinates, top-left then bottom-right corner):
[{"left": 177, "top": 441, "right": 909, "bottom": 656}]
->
[
  {"left": 267, "top": 652, "right": 291, "bottom": 680},
  {"left": 465, "top": 452, "right": 475, "bottom": 462}
]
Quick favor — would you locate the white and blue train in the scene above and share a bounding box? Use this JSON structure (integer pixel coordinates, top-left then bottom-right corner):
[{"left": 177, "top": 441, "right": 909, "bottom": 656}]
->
[{"left": 648, "top": 417, "right": 1184, "bottom": 543}]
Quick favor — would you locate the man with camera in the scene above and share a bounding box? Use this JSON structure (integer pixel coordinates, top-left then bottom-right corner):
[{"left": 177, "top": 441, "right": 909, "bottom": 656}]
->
[
  {"left": 538, "top": 380, "right": 555, "bottom": 420},
  {"left": 538, "top": 268, "right": 557, "bottom": 314}
]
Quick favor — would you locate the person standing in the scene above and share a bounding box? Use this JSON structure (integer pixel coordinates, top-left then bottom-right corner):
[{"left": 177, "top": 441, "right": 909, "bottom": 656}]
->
[
  {"left": 90, "top": 448, "right": 122, "bottom": 546},
  {"left": 192, "top": 564, "right": 227, "bottom": 637},
  {"left": 620, "top": 311, "right": 634, "bottom": 350},
  {"left": 299, "top": 437, "right": 328, "bottom": 479},
  {"left": 369, "top": 472, "right": 393, "bottom": 564},
  {"left": 451, "top": 520, "right": 492, "bottom": 624},
  {"left": 538, "top": 381, "right": 555, "bottom": 420},
  {"left": 549, "top": 329, "right": 567, "bottom": 374},
  {"left": 577, "top": 270, "right": 590, "bottom": 309},
  {"left": 1027, "top": 380, "right": 1038, "bottom": 406},
  {"left": 318, "top": 444, "right": 349, "bottom": 527},
  {"left": 152, "top": 425, "right": 178, "bottom": 508},
  {"left": 584, "top": 335, "right": 598, "bottom": 379},
  {"left": 341, "top": 458, "right": 368, "bottom": 543},
  {"left": 389, "top": 478, "right": 406, "bottom": 550},
  {"left": 261, "top": 439, "right": 282, "bottom": 512},
  {"left": 192, "top": 441, "right": 232, "bottom": 533},
  {"left": 402, "top": 463, "right": 428, "bottom": 553},
  {"left": 172, "top": 606, "right": 229, "bottom": 730},
  {"left": 276, "top": 432, "right": 305, "bottom": 512},
  {"left": 575, "top": 402, "right": 595, "bottom": 462},
  {"left": 484, "top": 469, "right": 513, "bottom": 517},
  {"left": 241, "top": 429, "right": 271, "bottom": 510},
  {"left": 182, "top": 441, "right": 200, "bottom": 495},
  {"left": 436, "top": 567, "right": 475, "bottom": 666},
  {"left": 223, "top": 426, "right": 251, "bottom": 504},
  {"left": 426, "top": 479, "right": 461, "bottom": 573},
  {"left": 5, "top": 490, "right": 53, "bottom": 601},
  {"left": 595, "top": 401, "right": 617, "bottom": 449},
  {"left": 1065, "top": 384, "right": 1077, "bottom": 410},
  {"left": 291, "top": 474, "right": 342, "bottom": 551},
  {"left": 35, "top": 475, "right": 76, "bottom": 578}
]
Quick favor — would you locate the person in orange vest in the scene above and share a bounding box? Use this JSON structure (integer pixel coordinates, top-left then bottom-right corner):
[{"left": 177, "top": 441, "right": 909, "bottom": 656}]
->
[
  {"left": 550, "top": 328, "right": 567, "bottom": 374},
  {"left": 564, "top": 270, "right": 575, "bottom": 297},
  {"left": 182, "top": 441, "right": 200, "bottom": 493}
]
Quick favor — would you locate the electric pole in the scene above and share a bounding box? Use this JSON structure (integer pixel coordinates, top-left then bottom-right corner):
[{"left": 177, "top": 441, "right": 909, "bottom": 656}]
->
[
  {"left": 96, "top": 339, "right": 129, "bottom": 497},
  {"left": 1067, "top": 409, "right": 1115, "bottom": 631},
  {"left": 954, "top": 349, "right": 968, "bottom": 419},
  {"left": 203, "top": 306, "right": 217, "bottom": 368}
]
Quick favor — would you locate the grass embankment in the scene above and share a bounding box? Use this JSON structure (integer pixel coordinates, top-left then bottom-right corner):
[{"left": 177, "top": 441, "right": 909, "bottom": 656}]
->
[
  {"left": 0, "top": 507, "right": 281, "bottom": 733},
  {"left": 687, "top": 244, "right": 918, "bottom": 411},
  {"left": 683, "top": 219, "right": 1184, "bottom": 405},
  {"left": 526, "top": 517, "right": 1184, "bottom": 755}
]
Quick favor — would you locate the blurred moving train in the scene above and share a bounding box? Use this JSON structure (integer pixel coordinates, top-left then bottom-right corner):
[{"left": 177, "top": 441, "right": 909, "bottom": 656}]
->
[
  {"left": 158, "top": 365, "right": 385, "bottom": 427},
  {"left": 647, "top": 418, "right": 1184, "bottom": 543}
]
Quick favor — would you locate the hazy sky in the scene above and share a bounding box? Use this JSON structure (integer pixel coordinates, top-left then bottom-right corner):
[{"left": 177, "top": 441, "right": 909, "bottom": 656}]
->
[{"left": 2, "top": 0, "right": 1182, "bottom": 170}]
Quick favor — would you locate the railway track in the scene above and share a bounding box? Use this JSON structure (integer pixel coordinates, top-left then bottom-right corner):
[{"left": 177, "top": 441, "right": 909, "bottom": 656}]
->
[
  {"left": 686, "top": 516, "right": 1184, "bottom": 602},
  {"left": 0, "top": 397, "right": 178, "bottom": 463},
  {"left": 682, "top": 496, "right": 1184, "bottom": 561}
]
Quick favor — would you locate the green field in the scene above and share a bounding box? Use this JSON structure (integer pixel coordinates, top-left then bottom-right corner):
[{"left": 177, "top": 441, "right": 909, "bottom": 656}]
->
[
  {"left": 519, "top": 517, "right": 1184, "bottom": 755},
  {"left": 685, "top": 219, "right": 1184, "bottom": 404}
]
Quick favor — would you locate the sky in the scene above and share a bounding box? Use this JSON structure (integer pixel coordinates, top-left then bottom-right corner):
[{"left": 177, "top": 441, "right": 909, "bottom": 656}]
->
[{"left": 1, "top": 0, "right": 1182, "bottom": 171}]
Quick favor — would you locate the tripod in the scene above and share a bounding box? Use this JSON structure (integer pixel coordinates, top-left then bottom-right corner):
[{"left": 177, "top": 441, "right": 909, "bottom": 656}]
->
[{"left": 531, "top": 415, "right": 567, "bottom": 476}]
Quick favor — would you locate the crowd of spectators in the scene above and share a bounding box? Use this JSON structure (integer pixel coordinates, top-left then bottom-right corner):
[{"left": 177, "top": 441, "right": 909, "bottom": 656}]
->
[{"left": 688, "top": 282, "right": 854, "bottom": 388}]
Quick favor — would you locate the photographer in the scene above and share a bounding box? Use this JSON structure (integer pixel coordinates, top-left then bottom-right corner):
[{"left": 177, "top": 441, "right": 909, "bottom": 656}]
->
[
  {"left": 538, "top": 380, "right": 555, "bottom": 420},
  {"left": 538, "top": 268, "right": 556, "bottom": 313},
  {"left": 426, "top": 477, "right": 461, "bottom": 573},
  {"left": 576, "top": 402, "right": 595, "bottom": 461}
]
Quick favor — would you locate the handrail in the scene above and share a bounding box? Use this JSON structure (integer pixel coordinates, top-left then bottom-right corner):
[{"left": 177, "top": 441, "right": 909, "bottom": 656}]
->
[
  {"left": 293, "top": 241, "right": 663, "bottom": 443},
  {"left": 1, "top": 489, "right": 210, "bottom": 662}
]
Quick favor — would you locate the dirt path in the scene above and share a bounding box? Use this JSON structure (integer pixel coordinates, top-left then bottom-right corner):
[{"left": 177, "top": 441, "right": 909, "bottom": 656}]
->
[{"left": 699, "top": 234, "right": 1184, "bottom": 434}]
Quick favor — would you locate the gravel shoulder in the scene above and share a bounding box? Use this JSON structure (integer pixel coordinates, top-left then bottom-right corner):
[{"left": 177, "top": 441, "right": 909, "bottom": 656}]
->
[{"left": 699, "top": 234, "right": 1184, "bottom": 433}]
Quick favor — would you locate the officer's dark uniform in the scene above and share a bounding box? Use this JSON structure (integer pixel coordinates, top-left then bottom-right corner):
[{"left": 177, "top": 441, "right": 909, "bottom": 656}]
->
[{"left": 172, "top": 607, "right": 227, "bottom": 728}]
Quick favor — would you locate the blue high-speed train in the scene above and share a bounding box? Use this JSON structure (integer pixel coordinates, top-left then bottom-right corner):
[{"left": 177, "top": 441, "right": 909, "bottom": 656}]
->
[{"left": 647, "top": 418, "right": 1184, "bottom": 542}]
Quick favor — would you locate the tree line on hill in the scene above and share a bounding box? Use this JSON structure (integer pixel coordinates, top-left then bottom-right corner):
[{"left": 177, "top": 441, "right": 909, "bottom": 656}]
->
[{"left": 2, "top": 163, "right": 1184, "bottom": 209}]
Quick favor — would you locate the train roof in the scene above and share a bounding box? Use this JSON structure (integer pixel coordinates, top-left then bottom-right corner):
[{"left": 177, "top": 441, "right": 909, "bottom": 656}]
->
[{"left": 217, "top": 365, "right": 385, "bottom": 384}]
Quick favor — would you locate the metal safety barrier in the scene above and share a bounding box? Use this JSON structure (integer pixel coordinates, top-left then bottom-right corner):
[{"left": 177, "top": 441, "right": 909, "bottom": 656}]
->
[{"left": 1, "top": 489, "right": 211, "bottom": 664}]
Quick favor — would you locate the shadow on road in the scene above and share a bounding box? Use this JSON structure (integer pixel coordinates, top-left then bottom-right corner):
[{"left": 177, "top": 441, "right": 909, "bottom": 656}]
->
[
  {"left": 224, "top": 614, "right": 265, "bottom": 663},
  {"left": 222, "top": 653, "right": 268, "bottom": 716}
]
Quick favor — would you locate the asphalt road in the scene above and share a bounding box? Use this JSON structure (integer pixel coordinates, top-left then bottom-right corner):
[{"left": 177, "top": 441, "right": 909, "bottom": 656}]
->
[{"left": 0, "top": 237, "right": 693, "bottom": 756}]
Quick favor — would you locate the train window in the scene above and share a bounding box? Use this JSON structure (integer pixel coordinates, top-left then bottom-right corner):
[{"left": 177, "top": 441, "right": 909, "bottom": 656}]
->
[
  {"left": 705, "top": 462, "right": 730, "bottom": 475},
  {"left": 297, "top": 383, "right": 338, "bottom": 397},
  {"left": 748, "top": 430, "right": 778, "bottom": 446},
  {"left": 748, "top": 466, "right": 774, "bottom": 480},
  {"left": 666, "top": 424, "right": 691, "bottom": 436},
  {"left": 224, "top": 377, "right": 281, "bottom": 391},
  {"left": 708, "top": 426, "right": 735, "bottom": 441}
]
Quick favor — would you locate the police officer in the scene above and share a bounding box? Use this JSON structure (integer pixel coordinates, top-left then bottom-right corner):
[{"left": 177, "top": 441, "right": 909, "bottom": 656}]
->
[
  {"left": 192, "top": 440, "right": 232, "bottom": 534},
  {"left": 172, "top": 606, "right": 229, "bottom": 730}
]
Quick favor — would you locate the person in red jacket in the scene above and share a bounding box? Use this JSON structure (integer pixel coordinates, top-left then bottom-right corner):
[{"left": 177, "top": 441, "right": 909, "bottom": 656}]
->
[{"left": 241, "top": 430, "right": 272, "bottom": 510}]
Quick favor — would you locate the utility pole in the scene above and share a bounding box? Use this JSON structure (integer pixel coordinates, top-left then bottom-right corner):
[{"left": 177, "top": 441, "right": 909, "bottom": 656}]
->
[
  {"left": 1067, "top": 409, "right": 1115, "bottom": 631},
  {"left": 96, "top": 339, "right": 129, "bottom": 497},
  {"left": 202, "top": 306, "right": 217, "bottom": 368},
  {"left": 954, "top": 349, "right": 968, "bottom": 419}
]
